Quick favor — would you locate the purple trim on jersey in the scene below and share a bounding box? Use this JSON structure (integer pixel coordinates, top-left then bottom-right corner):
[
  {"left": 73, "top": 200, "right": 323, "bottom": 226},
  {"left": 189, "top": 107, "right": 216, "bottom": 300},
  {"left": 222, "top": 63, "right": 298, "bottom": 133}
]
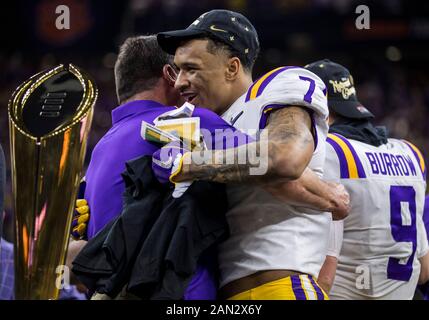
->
[
  {"left": 402, "top": 140, "right": 426, "bottom": 179},
  {"left": 327, "top": 136, "right": 350, "bottom": 178},
  {"left": 245, "top": 74, "right": 264, "bottom": 102},
  {"left": 255, "top": 66, "right": 299, "bottom": 99},
  {"left": 291, "top": 275, "right": 307, "bottom": 300},
  {"left": 425, "top": 195, "right": 429, "bottom": 242},
  {"left": 330, "top": 133, "right": 367, "bottom": 178},
  {"left": 258, "top": 104, "right": 289, "bottom": 129},
  {"left": 311, "top": 114, "right": 318, "bottom": 151},
  {"left": 308, "top": 276, "right": 325, "bottom": 300},
  {"left": 245, "top": 66, "right": 300, "bottom": 102}
]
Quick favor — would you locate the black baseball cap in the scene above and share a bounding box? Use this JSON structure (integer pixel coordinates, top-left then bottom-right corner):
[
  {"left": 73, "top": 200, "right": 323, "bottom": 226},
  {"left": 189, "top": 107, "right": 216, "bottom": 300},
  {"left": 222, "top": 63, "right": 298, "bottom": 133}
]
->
[
  {"left": 305, "top": 59, "right": 374, "bottom": 119},
  {"left": 157, "top": 9, "right": 260, "bottom": 63}
]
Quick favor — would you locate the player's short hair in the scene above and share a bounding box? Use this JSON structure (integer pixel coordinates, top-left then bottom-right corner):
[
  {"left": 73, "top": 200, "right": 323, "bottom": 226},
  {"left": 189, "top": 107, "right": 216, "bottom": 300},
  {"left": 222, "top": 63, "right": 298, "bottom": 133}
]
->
[
  {"left": 200, "top": 35, "right": 258, "bottom": 74},
  {"left": 114, "top": 35, "right": 174, "bottom": 104}
]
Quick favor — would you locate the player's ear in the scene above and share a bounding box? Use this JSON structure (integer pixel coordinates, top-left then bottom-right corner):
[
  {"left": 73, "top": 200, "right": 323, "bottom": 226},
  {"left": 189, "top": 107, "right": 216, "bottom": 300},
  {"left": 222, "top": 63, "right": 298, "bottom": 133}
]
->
[
  {"left": 163, "top": 64, "right": 177, "bottom": 87},
  {"left": 225, "top": 57, "right": 240, "bottom": 81}
]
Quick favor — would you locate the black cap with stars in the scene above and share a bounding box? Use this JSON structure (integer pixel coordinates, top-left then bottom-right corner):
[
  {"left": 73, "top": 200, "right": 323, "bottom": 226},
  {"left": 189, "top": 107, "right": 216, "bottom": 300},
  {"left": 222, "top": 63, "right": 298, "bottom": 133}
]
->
[{"left": 157, "top": 9, "right": 260, "bottom": 64}]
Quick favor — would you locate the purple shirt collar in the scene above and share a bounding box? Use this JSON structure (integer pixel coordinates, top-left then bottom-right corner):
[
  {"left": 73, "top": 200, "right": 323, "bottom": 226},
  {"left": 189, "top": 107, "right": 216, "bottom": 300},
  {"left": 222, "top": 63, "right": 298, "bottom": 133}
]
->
[{"left": 112, "top": 100, "right": 172, "bottom": 124}]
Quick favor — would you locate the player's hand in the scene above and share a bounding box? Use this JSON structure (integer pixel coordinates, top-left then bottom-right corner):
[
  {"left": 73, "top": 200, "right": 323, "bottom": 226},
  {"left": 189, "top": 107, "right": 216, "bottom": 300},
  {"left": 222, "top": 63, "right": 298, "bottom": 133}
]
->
[
  {"left": 71, "top": 199, "right": 90, "bottom": 240},
  {"left": 152, "top": 141, "right": 191, "bottom": 184},
  {"left": 327, "top": 182, "right": 350, "bottom": 220}
]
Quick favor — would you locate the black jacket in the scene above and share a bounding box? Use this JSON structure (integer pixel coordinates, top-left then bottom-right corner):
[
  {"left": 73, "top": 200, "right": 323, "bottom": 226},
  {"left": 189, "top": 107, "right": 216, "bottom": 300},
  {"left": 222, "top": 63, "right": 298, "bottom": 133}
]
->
[
  {"left": 72, "top": 156, "right": 229, "bottom": 299},
  {"left": 330, "top": 118, "right": 388, "bottom": 147}
]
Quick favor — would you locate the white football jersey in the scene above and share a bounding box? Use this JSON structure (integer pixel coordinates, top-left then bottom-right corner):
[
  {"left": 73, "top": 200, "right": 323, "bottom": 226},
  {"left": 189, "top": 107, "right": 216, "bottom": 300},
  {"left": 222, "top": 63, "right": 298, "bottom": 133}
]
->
[
  {"left": 218, "top": 66, "right": 331, "bottom": 287},
  {"left": 324, "top": 133, "right": 428, "bottom": 299}
]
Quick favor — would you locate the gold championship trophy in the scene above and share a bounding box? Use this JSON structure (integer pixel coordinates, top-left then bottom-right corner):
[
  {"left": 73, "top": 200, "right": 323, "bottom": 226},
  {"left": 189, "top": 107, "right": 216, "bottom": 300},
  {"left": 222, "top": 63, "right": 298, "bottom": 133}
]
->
[{"left": 8, "top": 64, "right": 96, "bottom": 299}]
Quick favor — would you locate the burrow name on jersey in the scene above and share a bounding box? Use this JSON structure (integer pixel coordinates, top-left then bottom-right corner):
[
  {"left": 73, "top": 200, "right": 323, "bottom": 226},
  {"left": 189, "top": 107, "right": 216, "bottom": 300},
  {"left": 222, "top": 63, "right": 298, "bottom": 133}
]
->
[{"left": 366, "top": 151, "right": 417, "bottom": 177}]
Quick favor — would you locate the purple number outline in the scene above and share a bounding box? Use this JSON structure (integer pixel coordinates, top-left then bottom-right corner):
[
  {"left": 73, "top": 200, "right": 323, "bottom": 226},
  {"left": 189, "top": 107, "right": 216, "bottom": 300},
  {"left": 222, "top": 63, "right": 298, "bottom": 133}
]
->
[
  {"left": 387, "top": 185, "right": 417, "bottom": 282},
  {"left": 299, "top": 76, "right": 316, "bottom": 103}
]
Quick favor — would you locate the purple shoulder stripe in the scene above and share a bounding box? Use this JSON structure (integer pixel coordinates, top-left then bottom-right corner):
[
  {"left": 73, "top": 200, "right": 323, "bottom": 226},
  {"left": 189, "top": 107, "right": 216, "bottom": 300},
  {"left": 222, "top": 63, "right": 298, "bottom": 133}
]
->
[
  {"left": 327, "top": 135, "right": 350, "bottom": 179},
  {"left": 245, "top": 66, "right": 300, "bottom": 102},
  {"left": 402, "top": 140, "right": 427, "bottom": 179},
  {"left": 254, "top": 66, "right": 299, "bottom": 99},
  {"left": 330, "top": 133, "right": 366, "bottom": 178}
]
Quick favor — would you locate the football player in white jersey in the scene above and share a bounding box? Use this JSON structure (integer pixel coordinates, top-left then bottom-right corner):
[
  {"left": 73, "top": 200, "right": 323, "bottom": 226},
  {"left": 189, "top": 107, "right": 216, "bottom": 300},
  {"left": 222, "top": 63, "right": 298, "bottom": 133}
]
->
[
  {"left": 153, "top": 10, "right": 349, "bottom": 300},
  {"left": 306, "top": 59, "right": 429, "bottom": 299}
]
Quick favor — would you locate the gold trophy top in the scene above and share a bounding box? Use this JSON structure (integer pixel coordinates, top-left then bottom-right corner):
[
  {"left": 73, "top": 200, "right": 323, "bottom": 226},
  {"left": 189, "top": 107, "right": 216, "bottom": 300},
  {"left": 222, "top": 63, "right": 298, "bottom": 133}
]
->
[{"left": 9, "top": 63, "right": 97, "bottom": 140}]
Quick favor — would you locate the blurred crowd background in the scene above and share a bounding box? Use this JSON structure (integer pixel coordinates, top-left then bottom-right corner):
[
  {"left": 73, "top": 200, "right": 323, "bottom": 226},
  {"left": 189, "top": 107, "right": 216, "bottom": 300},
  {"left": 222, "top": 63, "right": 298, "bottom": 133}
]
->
[{"left": 1, "top": 0, "right": 429, "bottom": 240}]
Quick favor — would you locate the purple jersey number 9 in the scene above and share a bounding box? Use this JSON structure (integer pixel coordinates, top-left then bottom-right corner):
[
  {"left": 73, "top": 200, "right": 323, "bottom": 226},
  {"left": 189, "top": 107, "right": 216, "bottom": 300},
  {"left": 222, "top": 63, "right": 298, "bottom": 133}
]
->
[
  {"left": 387, "top": 185, "right": 417, "bottom": 281},
  {"left": 299, "top": 76, "right": 316, "bottom": 104}
]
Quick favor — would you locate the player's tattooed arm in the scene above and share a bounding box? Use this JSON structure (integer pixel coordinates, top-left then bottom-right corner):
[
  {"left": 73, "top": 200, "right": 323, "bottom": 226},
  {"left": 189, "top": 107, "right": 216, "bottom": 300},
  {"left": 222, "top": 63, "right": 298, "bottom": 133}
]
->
[
  {"left": 263, "top": 168, "right": 350, "bottom": 220},
  {"left": 175, "top": 106, "right": 315, "bottom": 184}
]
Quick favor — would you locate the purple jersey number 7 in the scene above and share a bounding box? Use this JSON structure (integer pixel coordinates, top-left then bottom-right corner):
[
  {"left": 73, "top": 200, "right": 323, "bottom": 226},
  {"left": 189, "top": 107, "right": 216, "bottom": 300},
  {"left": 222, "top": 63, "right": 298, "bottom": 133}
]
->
[
  {"left": 388, "top": 185, "right": 417, "bottom": 281},
  {"left": 299, "top": 76, "right": 316, "bottom": 104}
]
